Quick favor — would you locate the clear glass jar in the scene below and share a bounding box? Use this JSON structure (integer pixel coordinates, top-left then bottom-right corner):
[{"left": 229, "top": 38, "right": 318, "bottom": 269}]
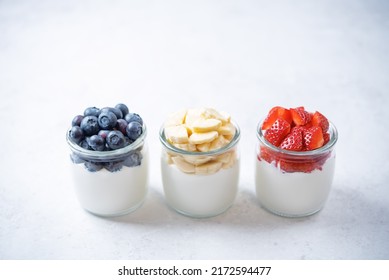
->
[
  {"left": 66, "top": 124, "right": 148, "bottom": 217},
  {"left": 255, "top": 120, "right": 338, "bottom": 217},
  {"left": 159, "top": 122, "right": 241, "bottom": 218}
]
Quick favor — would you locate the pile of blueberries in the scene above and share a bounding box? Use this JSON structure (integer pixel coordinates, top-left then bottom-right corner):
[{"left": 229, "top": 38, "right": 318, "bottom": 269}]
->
[{"left": 68, "top": 103, "right": 144, "bottom": 172}]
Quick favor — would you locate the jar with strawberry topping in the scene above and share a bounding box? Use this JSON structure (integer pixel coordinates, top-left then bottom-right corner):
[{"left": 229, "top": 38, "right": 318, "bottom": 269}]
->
[
  {"left": 255, "top": 106, "right": 338, "bottom": 217},
  {"left": 159, "top": 108, "right": 241, "bottom": 218}
]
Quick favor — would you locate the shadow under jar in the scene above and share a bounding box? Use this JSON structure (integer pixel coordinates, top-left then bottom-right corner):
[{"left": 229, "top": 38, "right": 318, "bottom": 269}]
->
[
  {"left": 255, "top": 120, "right": 338, "bottom": 218},
  {"left": 66, "top": 124, "right": 148, "bottom": 217},
  {"left": 159, "top": 122, "right": 241, "bottom": 218}
]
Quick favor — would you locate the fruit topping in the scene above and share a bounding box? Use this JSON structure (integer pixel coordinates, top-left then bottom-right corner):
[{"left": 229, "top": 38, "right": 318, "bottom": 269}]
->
[
  {"left": 259, "top": 106, "right": 332, "bottom": 173},
  {"left": 163, "top": 108, "right": 237, "bottom": 174},
  {"left": 68, "top": 103, "right": 145, "bottom": 172}
]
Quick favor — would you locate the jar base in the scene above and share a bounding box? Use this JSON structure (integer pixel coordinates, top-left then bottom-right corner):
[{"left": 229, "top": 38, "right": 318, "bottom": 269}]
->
[
  {"left": 81, "top": 199, "right": 145, "bottom": 218},
  {"left": 259, "top": 202, "right": 325, "bottom": 218},
  {"left": 168, "top": 204, "right": 232, "bottom": 219}
]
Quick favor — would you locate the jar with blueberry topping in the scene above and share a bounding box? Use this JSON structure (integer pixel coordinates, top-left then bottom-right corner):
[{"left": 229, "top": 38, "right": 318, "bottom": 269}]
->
[{"left": 66, "top": 104, "right": 148, "bottom": 217}]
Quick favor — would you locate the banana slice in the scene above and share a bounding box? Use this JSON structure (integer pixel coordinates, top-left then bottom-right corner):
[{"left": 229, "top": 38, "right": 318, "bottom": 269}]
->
[
  {"left": 185, "top": 108, "right": 206, "bottom": 130},
  {"left": 204, "top": 108, "right": 231, "bottom": 124},
  {"left": 183, "top": 155, "right": 213, "bottom": 165},
  {"left": 165, "top": 125, "right": 189, "bottom": 144},
  {"left": 216, "top": 152, "right": 232, "bottom": 164},
  {"left": 166, "top": 153, "right": 174, "bottom": 164},
  {"left": 173, "top": 143, "right": 197, "bottom": 152},
  {"left": 222, "top": 157, "right": 235, "bottom": 169},
  {"left": 171, "top": 156, "right": 195, "bottom": 173},
  {"left": 189, "top": 131, "right": 218, "bottom": 145},
  {"left": 164, "top": 109, "right": 187, "bottom": 127},
  {"left": 210, "top": 135, "right": 230, "bottom": 150},
  {"left": 218, "top": 122, "right": 236, "bottom": 136},
  {"left": 195, "top": 160, "right": 223, "bottom": 175},
  {"left": 196, "top": 142, "right": 211, "bottom": 152},
  {"left": 192, "top": 118, "right": 222, "bottom": 133}
]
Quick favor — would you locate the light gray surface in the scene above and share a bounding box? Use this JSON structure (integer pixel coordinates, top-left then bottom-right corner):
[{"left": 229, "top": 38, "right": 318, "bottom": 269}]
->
[{"left": 1, "top": 0, "right": 388, "bottom": 259}]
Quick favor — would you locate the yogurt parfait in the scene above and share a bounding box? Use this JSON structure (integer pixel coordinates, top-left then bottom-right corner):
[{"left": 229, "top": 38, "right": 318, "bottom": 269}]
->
[
  {"left": 66, "top": 103, "right": 148, "bottom": 217},
  {"left": 160, "top": 108, "right": 240, "bottom": 218},
  {"left": 255, "top": 106, "right": 338, "bottom": 217}
]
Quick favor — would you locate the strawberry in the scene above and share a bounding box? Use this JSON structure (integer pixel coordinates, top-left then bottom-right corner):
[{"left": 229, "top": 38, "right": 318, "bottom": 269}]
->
[
  {"left": 261, "top": 106, "right": 292, "bottom": 130},
  {"left": 323, "top": 132, "right": 330, "bottom": 146},
  {"left": 279, "top": 126, "right": 303, "bottom": 151},
  {"left": 279, "top": 160, "right": 317, "bottom": 173},
  {"left": 290, "top": 106, "right": 312, "bottom": 126},
  {"left": 311, "top": 111, "right": 329, "bottom": 132},
  {"left": 259, "top": 146, "right": 277, "bottom": 164},
  {"left": 264, "top": 118, "right": 291, "bottom": 146},
  {"left": 303, "top": 126, "right": 324, "bottom": 150}
]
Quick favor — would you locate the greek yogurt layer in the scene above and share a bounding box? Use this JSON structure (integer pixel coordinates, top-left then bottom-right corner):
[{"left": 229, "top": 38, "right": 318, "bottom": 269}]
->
[
  {"left": 255, "top": 156, "right": 335, "bottom": 217},
  {"left": 161, "top": 153, "right": 239, "bottom": 218},
  {"left": 71, "top": 151, "right": 148, "bottom": 216}
]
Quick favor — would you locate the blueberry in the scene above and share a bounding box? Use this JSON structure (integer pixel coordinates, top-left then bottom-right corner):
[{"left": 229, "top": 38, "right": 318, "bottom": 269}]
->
[
  {"left": 84, "top": 107, "right": 101, "bottom": 117},
  {"left": 71, "top": 115, "right": 84, "bottom": 127},
  {"left": 126, "top": 121, "right": 143, "bottom": 141},
  {"left": 80, "top": 116, "right": 99, "bottom": 136},
  {"left": 115, "top": 103, "right": 129, "bottom": 117},
  {"left": 88, "top": 135, "right": 105, "bottom": 151},
  {"left": 84, "top": 161, "right": 103, "bottom": 172},
  {"left": 124, "top": 113, "right": 143, "bottom": 125},
  {"left": 98, "top": 130, "right": 110, "bottom": 140},
  {"left": 98, "top": 111, "right": 117, "bottom": 130},
  {"left": 69, "top": 126, "right": 84, "bottom": 143},
  {"left": 70, "top": 153, "right": 85, "bottom": 164},
  {"left": 104, "top": 161, "right": 123, "bottom": 172},
  {"left": 106, "top": 130, "right": 126, "bottom": 150},
  {"left": 123, "top": 151, "right": 142, "bottom": 167},
  {"left": 124, "top": 136, "right": 132, "bottom": 147},
  {"left": 116, "top": 119, "right": 128, "bottom": 134},
  {"left": 101, "top": 107, "right": 123, "bottom": 120},
  {"left": 79, "top": 139, "right": 92, "bottom": 150}
]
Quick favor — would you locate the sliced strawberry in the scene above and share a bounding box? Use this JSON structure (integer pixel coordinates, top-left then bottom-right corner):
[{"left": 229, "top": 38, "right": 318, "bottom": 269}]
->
[
  {"left": 303, "top": 126, "right": 324, "bottom": 150},
  {"left": 261, "top": 106, "right": 292, "bottom": 130},
  {"left": 323, "top": 132, "right": 330, "bottom": 146},
  {"left": 279, "top": 126, "right": 303, "bottom": 151},
  {"left": 258, "top": 146, "right": 277, "bottom": 164},
  {"left": 290, "top": 106, "right": 312, "bottom": 126},
  {"left": 264, "top": 118, "right": 291, "bottom": 146},
  {"left": 311, "top": 111, "right": 329, "bottom": 132},
  {"left": 279, "top": 160, "right": 317, "bottom": 173}
]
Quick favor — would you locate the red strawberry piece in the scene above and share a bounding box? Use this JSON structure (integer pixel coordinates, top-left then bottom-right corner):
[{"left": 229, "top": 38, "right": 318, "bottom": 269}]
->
[
  {"left": 264, "top": 118, "right": 291, "bottom": 146},
  {"left": 279, "top": 160, "right": 317, "bottom": 173},
  {"left": 303, "top": 126, "right": 324, "bottom": 150},
  {"left": 323, "top": 132, "right": 330, "bottom": 146},
  {"left": 279, "top": 126, "right": 303, "bottom": 151},
  {"left": 258, "top": 146, "right": 277, "bottom": 164},
  {"left": 311, "top": 111, "right": 329, "bottom": 132},
  {"left": 290, "top": 106, "right": 312, "bottom": 126},
  {"left": 261, "top": 106, "right": 293, "bottom": 130}
]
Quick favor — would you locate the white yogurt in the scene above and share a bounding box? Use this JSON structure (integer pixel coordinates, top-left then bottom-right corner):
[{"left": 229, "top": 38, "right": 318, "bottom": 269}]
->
[
  {"left": 161, "top": 157, "right": 240, "bottom": 218},
  {"left": 255, "top": 156, "right": 335, "bottom": 217},
  {"left": 71, "top": 151, "right": 148, "bottom": 217}
]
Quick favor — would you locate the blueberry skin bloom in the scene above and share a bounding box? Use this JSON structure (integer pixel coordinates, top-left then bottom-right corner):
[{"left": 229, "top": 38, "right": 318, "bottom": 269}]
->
[
  {"left": 115, "top": 103, "right": 129, "bottom": 117},
  {"left": 84, "top": 107, "right": 101, "bottom": 117},
  {"left": 80, "top": 116, "right": 99, "bottom": 136},
  {"left": 126, "top": 121, "right": 143, "bottom": 141},
  {"left": 125, "top": 113, "right": 143, "bottom": 126},
  {"left": 88, "top": 135, "right": 105, "bottom": 151},
  {"left": 98, "top": 111, "right": 117, "bottom": 130},
  {"left": 69, "top": 126, "right": 84, "bottom": 143},
  {"left": 106, "top": 130, "right": 126, "bottom": 150}
]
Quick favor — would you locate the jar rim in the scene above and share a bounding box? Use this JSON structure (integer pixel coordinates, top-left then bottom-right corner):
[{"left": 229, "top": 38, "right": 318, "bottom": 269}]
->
[
  {"left": 256, "top": 119, "right": 338, "bottom": 156},
  {"left": 159, "top": 120, "right": 241, "bottom": 156},
  {"left": 66, "top": 123, "right": 147, "bottom": 161}
]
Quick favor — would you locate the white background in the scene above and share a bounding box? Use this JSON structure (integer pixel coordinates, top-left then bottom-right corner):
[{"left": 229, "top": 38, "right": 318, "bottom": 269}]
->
[{"left": 1, "top": 0, "right": 388, "bottom": 259}]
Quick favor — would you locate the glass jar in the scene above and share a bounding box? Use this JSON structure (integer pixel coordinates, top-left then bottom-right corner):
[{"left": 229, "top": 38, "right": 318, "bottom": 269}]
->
[
  {"left": 66, "top": 124, "right": 148, "bottom": 217},
  {"left": 255, "top": 120, "right": 338, "bottom": 217},
  {"left": 159, "top": 122, "right": 241, "bottom": 218}
]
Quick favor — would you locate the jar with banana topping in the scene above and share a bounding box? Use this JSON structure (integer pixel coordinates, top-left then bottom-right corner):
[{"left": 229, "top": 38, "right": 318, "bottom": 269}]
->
[{"left": 159, "top": 108, "right": 241, "bottom": 218}]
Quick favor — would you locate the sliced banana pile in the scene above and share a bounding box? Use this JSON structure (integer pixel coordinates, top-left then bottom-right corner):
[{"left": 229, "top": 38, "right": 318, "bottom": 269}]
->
[{"left": 164, "top": 108, "right": 237, "bottom": 174}]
